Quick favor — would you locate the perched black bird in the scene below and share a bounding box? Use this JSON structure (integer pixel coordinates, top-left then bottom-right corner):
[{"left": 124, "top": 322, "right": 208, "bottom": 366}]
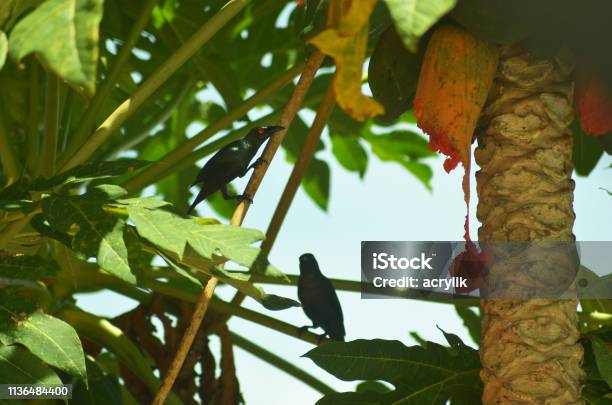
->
[
  {"left": 298, "top": 253, "right": 345, "bottom": 341},
  {"left": 187, "top": 125, "right": 284, "bottom": 214}
]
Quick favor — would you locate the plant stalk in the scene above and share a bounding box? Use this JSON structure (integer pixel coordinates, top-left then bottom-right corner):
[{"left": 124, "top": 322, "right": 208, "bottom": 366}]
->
[
  {"left": 60, "top": 0, "right": 251, "bottom": 172},
  {"left": 60, "top": 0, "right": 158, "bottom": 165},
  {"left": 38, "top": 72, "right": 61, "bottom": 177}
]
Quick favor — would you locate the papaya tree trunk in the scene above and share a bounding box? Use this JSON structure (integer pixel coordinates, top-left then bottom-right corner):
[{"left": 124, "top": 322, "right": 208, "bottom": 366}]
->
[{"left": 475, "top": 47, "right": 584, "bottom": 404}]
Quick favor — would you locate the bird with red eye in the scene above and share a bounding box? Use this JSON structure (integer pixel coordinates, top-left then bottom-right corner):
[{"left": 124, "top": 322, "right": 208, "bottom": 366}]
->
[{"left": 187, "top": 125, "right": 284, "bottom": 215}]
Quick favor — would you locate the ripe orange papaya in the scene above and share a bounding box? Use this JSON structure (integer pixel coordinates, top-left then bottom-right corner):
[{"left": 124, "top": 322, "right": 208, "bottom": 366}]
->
[{"left": 414, "top": 24, "right": 498, "bottom": 172}]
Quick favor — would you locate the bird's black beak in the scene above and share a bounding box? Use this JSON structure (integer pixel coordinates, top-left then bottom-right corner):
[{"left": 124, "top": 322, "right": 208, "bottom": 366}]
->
[{"left": 263, "top": 126, "right": 284, "bottom": 137}]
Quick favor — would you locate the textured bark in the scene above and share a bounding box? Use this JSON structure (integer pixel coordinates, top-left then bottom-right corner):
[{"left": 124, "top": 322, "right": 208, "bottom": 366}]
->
[{"left": 476, "top": 47, "right": 585, "bottom": 404}]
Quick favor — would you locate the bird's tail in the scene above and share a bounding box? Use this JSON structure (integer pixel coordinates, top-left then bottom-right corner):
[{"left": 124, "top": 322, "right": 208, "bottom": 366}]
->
[
  {"left": 186, "top": 189, "right": 206, "bottom": 215},
  {"left": 329, "top": 331, "right": 345, "bottom": 341}
]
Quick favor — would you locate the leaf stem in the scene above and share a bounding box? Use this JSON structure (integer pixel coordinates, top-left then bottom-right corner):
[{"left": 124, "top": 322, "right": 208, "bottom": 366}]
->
[
  {"left": 121, "top": 62, "right": 304, "bottom": 194},
  {"left": 59, "top": 0, "right": 158, "bottom": 164},
  {"left": 38, "top": 72, "right": 61, "bottom": 177},
  {"left": 60, "top": 0, "right": 250, "bottom": 172},
  {"left": 230, "top": 332, "right": 336, "bottom": 394}
]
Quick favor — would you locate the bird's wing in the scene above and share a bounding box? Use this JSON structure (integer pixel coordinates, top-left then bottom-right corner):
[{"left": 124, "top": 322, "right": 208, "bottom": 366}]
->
[
  {"left": 320, "top": 276, "right": 345, "bottom": 337},
  {"left": 194, "top": 141, "right": 244, "bottom": 185}
]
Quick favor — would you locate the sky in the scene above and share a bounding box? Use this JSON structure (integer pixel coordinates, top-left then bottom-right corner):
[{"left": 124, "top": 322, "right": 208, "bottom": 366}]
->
[{"left": 77, "top": 127, "right": 612, "bottom": 404}]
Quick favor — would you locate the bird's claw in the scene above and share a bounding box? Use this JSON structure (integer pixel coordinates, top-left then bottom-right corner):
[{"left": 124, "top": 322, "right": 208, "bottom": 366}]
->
[
  {"left": 317, "top": 333, "right": 328, "bottom": 344},
  {"left": 253, "top": 158, "right": 268, "bottom": 168},
  {"left": 237, "top": 194, "right": 254, "bottom": 204}
]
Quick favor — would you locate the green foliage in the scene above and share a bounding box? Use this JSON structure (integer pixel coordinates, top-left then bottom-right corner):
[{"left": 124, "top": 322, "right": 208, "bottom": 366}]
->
[
  {"left": 0, "top": 290, "right": 86, "bottom": 381},
  {"left": 383, "top": 0, "right": 456, "bottom": 52},
  {"left": 573, "top": 121, "right": 604, "bottom": 176},
  {"left": 592, "top": 337, "right": 612, "bottom": 389},
  {"left": 364, "top": 130, "right": 435, "bottom": 189},
  {"left": 72, "top": 357, "right": 123, "bottom": 405},
  {"left": 454, "top": 305, "right": 481, "bottom": 345},
  {"left": 9, "top": 0, "right": 103, "bottom": 96},
  {"left": 369, "top": 26, "right": 422, "bottom": 124},
  {"left": 304, "top": 331, "right": 482, "bottom": 404},
  {"left": 303, "top": 158, "right": 331, "bottom": 211},
  {"left": 0, "top": 345, "right": 62, "bottom": 385}
]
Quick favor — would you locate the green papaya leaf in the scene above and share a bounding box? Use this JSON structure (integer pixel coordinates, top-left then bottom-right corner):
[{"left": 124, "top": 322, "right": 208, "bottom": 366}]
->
[
  {"left": 331, "top": 134, "right": 368, "bottom": 178},
  {"left": 0, "top": 291, "right": 87, "bottom": 381},
  {"left": 9, "top": 0, "right": 104, "bottom": 95},
  {"left": 369, "top": 26, "right": 421, "bottom": 123},
  {"left": 0, "top": 345, "right": 62, "bottom": 385},
  {"left": 127, "top": 205, "right": 287, "bottom": 280},
  {"left": 364, "top": 130, "right": 435, "bottom": 189},
  {"left": 42, "top": 187, "right": 135, "bottom": 284},
  {"left": 304, "top": 333, "right": 481, "bottom": 404},
  {"left": 573, "top": 120, "right": 604, "bottom": 176},
  {"left": 454, "top": 306, "right": 481, "bottom": 345},
  {"left": 592, "top": 337, "right": 612, "bottom": 389},
  {"left": 302, "top": 158, "right": 330, "bottom": 211},
  {"left": 72, "top": 357, "right": 123, "bottom": 405},
  {"left": 383, "top": 0, "right": 456, "bottom": 52}
]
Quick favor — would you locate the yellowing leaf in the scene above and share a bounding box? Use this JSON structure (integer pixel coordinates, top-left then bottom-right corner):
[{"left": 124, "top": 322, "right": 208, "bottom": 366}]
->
[{"left": 309, "top": 0, "right": 384, "bottom": 121}]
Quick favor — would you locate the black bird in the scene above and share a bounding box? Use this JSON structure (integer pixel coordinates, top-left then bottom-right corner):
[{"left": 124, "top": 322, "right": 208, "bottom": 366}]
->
[
  {"left": 187, "top": 125, "right": 284, "bottom": 214},
  {"left": 298, "top": 253, "right": 345, "bottom": 341}
]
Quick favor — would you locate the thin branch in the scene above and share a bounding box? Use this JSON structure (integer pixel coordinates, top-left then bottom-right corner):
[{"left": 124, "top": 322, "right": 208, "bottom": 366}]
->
[
  {"left": 231, "top": 332, "right": 336, "bottom": 394},
  {"left": 262, "top": 80, "right": 336, "bottom": 252},
  {"left": 60, "top": 0, "right": 158, "bottom": 165},
  {"left": 60, "top": 0, "right": 251, "bottom": 172},
  {"left": 152, "top": 277, "right": 218, "bottom": 404},
  {"left": 121, "top": 62, "right": 304, "bottom": 194},
  {"left": 153, "top": 51, "right": 325, "bottom": 405},
  {"left": 37, "top": 72, "right": 61, "bottom": 177},
  {"left": 231, "top": 51, "right": 326, "bottom": 225}
]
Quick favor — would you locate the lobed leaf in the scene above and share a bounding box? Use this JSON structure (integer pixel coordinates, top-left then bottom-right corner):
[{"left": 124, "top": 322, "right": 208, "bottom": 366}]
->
[
  {"left": 0, "top": 292, "right": 86, "bottom": 381},
  {"left": 305, "top": 333, "right": 481, "bottom": 404}
]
